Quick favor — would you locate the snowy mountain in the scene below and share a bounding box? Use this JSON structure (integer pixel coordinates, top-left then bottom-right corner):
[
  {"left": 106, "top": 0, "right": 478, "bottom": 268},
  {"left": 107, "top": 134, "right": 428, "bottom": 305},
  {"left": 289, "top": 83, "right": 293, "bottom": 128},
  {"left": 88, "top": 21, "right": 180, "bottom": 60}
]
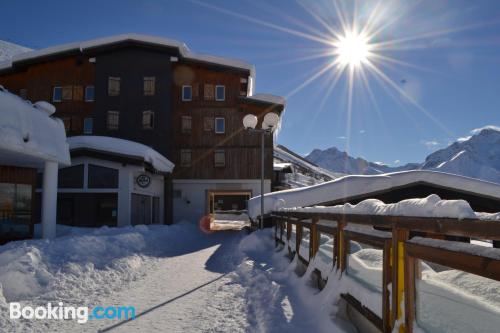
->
[
  {"left": 305, "top": 126, "right": 500, "bottom": 184},
  {"left": 0, "top": 40, "right": 31, "bottom": 62},
  {"left": 422, "top": 126, "right": 500, "bottom": 183},
  {"left": 273, "top": 145, "right": 341, "bottom": 189},
  {"left": 306, "top": 146, "right": 418, "bottom": 175}
]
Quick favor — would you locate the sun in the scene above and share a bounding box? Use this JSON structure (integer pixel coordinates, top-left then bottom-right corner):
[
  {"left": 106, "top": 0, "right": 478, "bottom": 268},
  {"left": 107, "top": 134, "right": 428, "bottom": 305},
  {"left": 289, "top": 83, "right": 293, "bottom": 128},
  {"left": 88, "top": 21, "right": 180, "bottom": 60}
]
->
[{"left": 334, "top": 31, "right": 372, "bottom": 68}]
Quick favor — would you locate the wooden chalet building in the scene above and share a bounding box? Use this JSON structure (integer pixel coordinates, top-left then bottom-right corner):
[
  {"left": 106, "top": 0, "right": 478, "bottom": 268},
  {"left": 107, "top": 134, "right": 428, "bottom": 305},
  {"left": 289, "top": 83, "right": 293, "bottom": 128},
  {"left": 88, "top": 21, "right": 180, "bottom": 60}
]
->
[{"left": 0, "top": 34, "right": 285, "bottom": 226}]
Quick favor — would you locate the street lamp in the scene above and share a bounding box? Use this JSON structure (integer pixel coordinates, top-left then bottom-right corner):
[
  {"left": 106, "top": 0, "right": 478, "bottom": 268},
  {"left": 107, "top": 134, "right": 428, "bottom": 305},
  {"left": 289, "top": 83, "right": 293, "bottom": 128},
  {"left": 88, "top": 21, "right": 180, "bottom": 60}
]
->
[{"left": 243, "top": 112, "right": 280, "bottom": 229}]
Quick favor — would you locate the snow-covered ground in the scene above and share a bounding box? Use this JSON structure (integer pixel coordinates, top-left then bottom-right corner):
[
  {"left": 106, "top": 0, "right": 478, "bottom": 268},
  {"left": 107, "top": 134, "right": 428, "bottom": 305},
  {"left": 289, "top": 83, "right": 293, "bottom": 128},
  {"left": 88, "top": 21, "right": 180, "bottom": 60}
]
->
[{"left": 0, "top": 223, "right": 350, "bottom": 332}]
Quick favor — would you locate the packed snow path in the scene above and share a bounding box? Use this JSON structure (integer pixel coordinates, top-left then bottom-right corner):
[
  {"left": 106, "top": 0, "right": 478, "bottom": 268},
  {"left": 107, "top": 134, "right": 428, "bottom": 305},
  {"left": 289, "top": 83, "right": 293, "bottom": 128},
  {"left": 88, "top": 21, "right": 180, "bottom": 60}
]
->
[
  {"left": 72, "top": 232, "right": 248, "bottom": 332},
  {"left": 0, "top": 223, "right": 349, "bottom": 332}
]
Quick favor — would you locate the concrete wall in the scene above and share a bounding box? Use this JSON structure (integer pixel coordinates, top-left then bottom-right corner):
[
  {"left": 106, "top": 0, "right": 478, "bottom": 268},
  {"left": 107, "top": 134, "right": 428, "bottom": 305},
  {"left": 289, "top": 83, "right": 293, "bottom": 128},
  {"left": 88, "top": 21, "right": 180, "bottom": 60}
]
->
[{"left": 172, "top": 179, "right": 271, "bottom": 223}]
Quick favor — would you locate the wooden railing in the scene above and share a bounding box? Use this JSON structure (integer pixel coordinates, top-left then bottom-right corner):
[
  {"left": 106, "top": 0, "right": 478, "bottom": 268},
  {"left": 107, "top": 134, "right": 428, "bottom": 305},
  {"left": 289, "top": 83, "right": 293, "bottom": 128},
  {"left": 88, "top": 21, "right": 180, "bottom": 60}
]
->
[{"left": 271, "top": 211, "right": 500, "bottom": 333}]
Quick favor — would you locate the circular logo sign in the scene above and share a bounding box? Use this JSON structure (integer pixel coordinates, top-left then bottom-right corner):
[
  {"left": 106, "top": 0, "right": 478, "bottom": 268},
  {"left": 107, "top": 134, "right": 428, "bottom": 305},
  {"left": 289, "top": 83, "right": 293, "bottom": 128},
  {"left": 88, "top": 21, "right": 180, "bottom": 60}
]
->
[{"left": 136, "top": 174, "right": 151, "bottom": 188}]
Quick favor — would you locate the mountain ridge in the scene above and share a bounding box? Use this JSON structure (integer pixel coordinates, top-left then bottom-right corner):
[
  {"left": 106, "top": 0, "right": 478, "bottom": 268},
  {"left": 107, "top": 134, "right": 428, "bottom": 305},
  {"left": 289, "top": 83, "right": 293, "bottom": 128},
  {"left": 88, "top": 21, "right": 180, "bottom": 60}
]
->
[{"left": 305, "top": 126, "right": 500, "bottom": 184}]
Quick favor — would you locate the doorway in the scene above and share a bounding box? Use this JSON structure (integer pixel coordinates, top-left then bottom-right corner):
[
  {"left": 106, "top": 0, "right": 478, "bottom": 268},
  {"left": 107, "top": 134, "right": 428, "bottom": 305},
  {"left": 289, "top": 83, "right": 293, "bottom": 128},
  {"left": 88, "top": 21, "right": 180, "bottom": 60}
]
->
[{"left": 131, "top": 193, "right": 152, "bottom": 225}]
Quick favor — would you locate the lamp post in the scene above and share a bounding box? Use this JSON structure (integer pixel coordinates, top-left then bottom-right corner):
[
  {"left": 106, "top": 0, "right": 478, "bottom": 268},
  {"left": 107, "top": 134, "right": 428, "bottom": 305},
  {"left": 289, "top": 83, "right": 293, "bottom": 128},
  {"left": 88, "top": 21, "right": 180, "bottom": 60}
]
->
[{"left": 243, "top": 112, "right": 280, "bottom": 229}]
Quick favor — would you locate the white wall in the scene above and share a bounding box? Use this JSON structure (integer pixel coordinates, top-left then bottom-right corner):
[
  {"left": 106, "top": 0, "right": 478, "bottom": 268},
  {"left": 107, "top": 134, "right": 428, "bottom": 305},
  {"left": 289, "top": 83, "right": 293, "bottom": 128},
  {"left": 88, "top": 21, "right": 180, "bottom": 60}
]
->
[{"left": 172, "top": 179, "right": 271, "bottom": 224}]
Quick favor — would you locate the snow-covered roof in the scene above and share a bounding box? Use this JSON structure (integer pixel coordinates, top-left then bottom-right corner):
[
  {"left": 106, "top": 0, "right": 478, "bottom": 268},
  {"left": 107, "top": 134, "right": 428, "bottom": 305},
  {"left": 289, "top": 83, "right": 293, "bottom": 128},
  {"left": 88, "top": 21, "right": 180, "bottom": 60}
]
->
[
  {"left": 67, "top": 136, "right": 174, "bottom": 173},
  {"left": 248, "top": 170, "right": 500, "bottom": 219},
  {"left": 274, "top": 162, "right": 293, "bottom": 171},
  {"left": 245, "top": 93, "right": 286, "bottom": 106},
  {"left": 0, "top": 34, "right": 255, "bottom": 78},
  {"left": 0, "top": 86, "right": 70, "bottom": 167}
]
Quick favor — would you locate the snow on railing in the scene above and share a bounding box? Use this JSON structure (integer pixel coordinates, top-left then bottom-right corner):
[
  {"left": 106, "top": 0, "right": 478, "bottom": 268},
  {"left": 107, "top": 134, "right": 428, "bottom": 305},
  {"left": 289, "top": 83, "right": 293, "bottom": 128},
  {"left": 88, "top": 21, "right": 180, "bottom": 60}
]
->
[{"left": 271, "top": 209, "right": 500, "bottom": 333}]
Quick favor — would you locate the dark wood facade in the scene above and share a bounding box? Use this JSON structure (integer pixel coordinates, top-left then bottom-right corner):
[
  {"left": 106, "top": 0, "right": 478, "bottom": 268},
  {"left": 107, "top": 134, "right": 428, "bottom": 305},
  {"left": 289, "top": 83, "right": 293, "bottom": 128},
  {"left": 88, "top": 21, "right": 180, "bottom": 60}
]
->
[
  {"left": 171, "top": 63, "right": 281, "bottom": 180},
  {"left": 0, "top": 40, "right": 283, "bottom": 182},
  {"left": 0, "top": 56, "right": 95, "bottom": 135}
]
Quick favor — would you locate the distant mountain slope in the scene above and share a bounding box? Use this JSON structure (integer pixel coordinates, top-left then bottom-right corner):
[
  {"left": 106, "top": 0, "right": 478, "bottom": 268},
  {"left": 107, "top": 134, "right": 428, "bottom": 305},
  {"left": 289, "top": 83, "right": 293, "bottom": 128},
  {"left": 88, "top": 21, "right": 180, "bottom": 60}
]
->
[
  {"left": 304, "top": 126, "right": 500, "bottom": 184},
  {"left": 0, "top": 40, "right": 31, "bottom": 62},
  {"left": 422, "top": 126, "right": 500, "bottom": 183}
]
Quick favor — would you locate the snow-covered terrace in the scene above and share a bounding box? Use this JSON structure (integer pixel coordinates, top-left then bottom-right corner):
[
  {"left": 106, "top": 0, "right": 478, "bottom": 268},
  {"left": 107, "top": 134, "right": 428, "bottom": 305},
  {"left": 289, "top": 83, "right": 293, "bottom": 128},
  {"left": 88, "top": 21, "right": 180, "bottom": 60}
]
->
[{"left": 248, "top": 170, "right": 500, "bottom": 220}]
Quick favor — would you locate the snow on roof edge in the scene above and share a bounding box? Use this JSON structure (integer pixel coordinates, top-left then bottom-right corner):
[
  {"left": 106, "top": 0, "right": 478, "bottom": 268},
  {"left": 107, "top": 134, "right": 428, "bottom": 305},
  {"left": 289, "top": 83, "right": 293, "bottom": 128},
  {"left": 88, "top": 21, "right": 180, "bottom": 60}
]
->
[
  {"left": 2, "top": 34, "right": 255, "bottom": 77},
  {"left": 0, "top": 88, "right": 70, "bottom": 165},
  {"left": 246, "top": 93, "right": 286, "bottom": 106},
  {"left": 67, "top": 135, "right": 174, "bottom": 173}
]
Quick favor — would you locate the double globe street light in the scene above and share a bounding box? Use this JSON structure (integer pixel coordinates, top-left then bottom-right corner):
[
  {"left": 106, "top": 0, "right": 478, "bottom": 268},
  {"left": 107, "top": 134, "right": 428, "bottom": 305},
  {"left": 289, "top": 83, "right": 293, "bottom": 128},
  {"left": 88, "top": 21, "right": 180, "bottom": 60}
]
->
[{"left": 243, "top": 112, "right": 280, "bottom": 229}]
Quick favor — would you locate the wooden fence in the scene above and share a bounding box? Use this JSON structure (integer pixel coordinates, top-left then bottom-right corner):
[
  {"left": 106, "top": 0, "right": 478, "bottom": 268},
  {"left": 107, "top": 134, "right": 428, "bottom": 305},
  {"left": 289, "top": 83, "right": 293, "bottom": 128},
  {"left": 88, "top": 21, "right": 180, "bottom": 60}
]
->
[{"left": 271, "top": 211, "right": 500, "bottom": 333}]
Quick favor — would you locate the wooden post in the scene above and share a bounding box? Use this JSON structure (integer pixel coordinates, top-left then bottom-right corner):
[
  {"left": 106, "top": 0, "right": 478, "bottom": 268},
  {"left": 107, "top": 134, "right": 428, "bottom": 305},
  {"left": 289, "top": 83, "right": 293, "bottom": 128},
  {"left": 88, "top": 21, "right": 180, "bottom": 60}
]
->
[
  {"left": 404, "top": 253, "right": 416, "bottom": 333},
  {"left": 310, "top": 218, "right": 319, "bottom": 259},
  {"left": 392, "top": 227, "right": 410, "bottom": 332},
  {"left": 296, "top": 224, "right": 302, "bottom": 255},
  {"left": 383, "top": 240, "right": 393, "bottom": 333},
  {"left": 338, "top": 220, "right": 347, "bottom": 272}
]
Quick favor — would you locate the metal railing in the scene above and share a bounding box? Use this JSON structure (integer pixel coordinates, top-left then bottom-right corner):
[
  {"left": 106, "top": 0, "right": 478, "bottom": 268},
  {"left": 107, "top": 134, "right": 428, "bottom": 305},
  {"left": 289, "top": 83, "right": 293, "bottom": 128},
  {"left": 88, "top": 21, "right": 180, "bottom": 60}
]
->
[{"left": 271, "top": 211, "right": 500, "bottom": 333}]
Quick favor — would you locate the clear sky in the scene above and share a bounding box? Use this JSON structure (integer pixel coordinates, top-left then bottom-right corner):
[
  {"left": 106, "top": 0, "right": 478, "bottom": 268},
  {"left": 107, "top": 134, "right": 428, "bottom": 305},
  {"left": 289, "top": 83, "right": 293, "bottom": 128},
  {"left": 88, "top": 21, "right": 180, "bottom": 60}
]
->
[{"left": 1, "top": 0, "right": 500, "bottom": 165}]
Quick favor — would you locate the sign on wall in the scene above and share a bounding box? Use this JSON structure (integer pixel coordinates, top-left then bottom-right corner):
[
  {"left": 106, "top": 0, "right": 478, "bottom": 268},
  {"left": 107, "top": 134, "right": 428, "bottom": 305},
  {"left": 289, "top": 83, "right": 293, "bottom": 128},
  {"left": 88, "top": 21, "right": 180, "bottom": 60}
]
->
[{"left": 136, "top": 174, "right": 151, "bottom": 188}]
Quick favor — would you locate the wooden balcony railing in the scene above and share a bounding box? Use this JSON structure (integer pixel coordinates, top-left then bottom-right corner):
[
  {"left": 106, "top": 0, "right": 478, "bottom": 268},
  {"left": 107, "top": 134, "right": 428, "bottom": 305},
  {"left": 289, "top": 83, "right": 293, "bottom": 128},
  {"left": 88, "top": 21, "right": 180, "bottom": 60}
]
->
[{"left": 271, "top": 211, "right": 500, "bottom": 333}]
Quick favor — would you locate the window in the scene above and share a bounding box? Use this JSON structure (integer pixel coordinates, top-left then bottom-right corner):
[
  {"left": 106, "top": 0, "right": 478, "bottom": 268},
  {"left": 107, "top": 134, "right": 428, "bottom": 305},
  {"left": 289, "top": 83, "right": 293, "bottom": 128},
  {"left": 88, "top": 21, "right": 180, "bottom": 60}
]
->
[
  {"left": 62, "top": 86, "right": 73, "bottom": 100},
  {"left": 83, "top": 118, "right": 93, "bottom": 134},
  {"left": 73, "top": 85, "right": 83, "bottom": 101},
  {"left": 88, "top": 164, "right": 119, "bottom": 189},
  {"left": 180, "top": 149, "right": 192, "bottom": 167},
  {"left": 214, "top": 150, "right": 226, "bottom": 167},
  {"left": 203, "top": 117, "right": 214, "bottom": 131},
  {"left": 182, "top": 85, "right": 192, "bottom": 101},
  {"left": 181, "top": 116, "right": 192, "bottom": 134},
  {"left": 52, "top": 87, "right": 62, "bottom": 102},
  {"left": 215, "top": 85, "right": 225, "bottom": 101},
  {"left": 215, "top": 117, "right": 225, "bottom": 134},
  {"left": 142, "top": 111, "right": 155, "bottom": 129},
  {"left": 108, "top": 77, "right": 121, "bottom": 96},
  {"left": 19, "top": 89, "right": 27, "bottom": 100},
  {"left": 107, "top": 111, "right": 119, "bottom": 130},
  {"left": 0, "top": 183, "right": 32, "bottom": 238},
  {"left": 143, "top": 77, "right": 155, "bottom": 96},
  {"left": 85, "top": 86, "right": 95, "bottom": 102},
  {"left": 58, "top": 165, "right": 84, "bottom": 188},
  {"left": 204, "top": 84, "right": 214, "bottom": 100}
]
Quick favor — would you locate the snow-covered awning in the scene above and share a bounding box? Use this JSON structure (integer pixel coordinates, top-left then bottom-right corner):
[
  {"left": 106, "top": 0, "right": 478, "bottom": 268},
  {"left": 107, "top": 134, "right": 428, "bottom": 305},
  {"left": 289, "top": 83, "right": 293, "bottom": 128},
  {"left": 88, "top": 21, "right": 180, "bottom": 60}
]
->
[
  {"left": 0, "top": 86, "right": 70, "bottom": 167},
  {"left": 67, "top": 136, "right": 174, "bottom": 173},
  {"left": 248, "top": 170, "right": 500, "bottom": 219},
  {"left": 0, "top": 34, "right": 255, "bottom": 79}
]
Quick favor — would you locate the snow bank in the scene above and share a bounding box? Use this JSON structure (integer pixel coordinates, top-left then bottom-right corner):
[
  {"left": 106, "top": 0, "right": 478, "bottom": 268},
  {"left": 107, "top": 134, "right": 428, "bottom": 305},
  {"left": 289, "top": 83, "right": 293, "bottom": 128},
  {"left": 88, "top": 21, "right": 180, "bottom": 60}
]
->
[
  {"left": 0, "top": 223, "right": 199, "bottom": 304},
  {"left": 67, "top": 136, "right": 174, "bottom": 173},
  {"left": 0, "top": 87, "right": 70, "bottom": 165},
  {"left": 283, "top": 194, "right": 477, "bottom": 220},
  {"left": 248, "top": 170, "right": 500, "bottom": 219}
]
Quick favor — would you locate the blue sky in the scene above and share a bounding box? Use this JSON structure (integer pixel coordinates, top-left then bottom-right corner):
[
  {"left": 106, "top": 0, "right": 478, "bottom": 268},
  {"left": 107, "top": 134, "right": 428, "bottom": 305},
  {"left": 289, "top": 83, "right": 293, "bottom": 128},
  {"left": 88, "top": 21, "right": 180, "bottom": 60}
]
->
[{"left": 1, "top": 0, "right": 500, "bottom": 165}]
